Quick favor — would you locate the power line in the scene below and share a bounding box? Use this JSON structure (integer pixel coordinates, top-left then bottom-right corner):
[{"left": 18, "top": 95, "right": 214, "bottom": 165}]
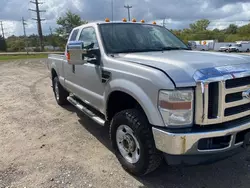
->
[
  {"left": 124, "top": 5, "right": 132, "bottom": 21},
  {"left": 29, "top": 0, "right": 45, "bottom": 51},
  {"left": 0, "top": 21, "right": 5, "bottom": 38}
]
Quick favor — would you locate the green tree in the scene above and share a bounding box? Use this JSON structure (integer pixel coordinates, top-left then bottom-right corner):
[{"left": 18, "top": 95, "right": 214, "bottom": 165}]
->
[
  {"left": 238, "top": 24, "right": 250, "bottom": 36},
  {"left": 56, "top": 11, "right": 87, "bottom": 38},
  {"left": 7, "top": 38, "right": 25, "bottom": 52},
  {"left": 213, "top": 28, "right": 220, "bottom": 33},
  {"left": 0, "top": 35, "right": 7, "bottom": 52},
  {"left": 225, "top": 24, "right": 238, "bottom": 34},
  {"left": 189, "top": 19, "right": 210, "bottom": 32}
]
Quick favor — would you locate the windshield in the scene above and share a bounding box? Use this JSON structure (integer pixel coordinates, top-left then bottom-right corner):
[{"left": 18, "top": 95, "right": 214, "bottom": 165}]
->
[
  {"left": 99, "top": 23, "right": 188, "bottom": 53},
  {"left": 232, "top": 44, "right": 240, "bottom": 47}
]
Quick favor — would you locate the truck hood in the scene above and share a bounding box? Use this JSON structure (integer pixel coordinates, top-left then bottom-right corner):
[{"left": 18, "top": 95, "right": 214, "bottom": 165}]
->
[{"left": 117, "top": 50, "right": 250, "bottom": 87}]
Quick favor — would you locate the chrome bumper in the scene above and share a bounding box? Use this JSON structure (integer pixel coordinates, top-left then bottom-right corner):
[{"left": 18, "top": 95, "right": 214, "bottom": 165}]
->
[{"left": 152, "top": 121, "right": 250, "bottom": 155}]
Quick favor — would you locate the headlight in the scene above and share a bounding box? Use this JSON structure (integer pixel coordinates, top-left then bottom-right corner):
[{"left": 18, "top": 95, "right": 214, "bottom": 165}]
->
[{"left": 158, "top": 89, "right": 194, "bottom": 127}]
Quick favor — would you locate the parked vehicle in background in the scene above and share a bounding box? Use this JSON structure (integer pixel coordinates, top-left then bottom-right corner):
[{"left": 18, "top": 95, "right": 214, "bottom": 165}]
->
[
  {"left": 228, "top": 42, "right": 250, "bottom": 52},
  {"left": 47, "top": 20, "right": 250, "bottom": 176},
  {"left": 219, "top": 44, "right": 232, "bottom": 52}
]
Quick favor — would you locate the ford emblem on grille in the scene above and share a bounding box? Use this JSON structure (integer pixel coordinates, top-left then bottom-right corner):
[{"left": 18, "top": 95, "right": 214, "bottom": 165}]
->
[{"left": 242, "top": 89, "right": 250, "bottom": 99}]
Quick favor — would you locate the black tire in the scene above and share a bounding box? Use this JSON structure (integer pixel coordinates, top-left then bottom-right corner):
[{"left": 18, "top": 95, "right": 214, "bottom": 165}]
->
[
  {"left": 53, "top": 77, "right": 69, "bottom": 105},
  {"left": 247, "top": 49, "right": 249, "bottom": 52},
  {"left": 110, "top": 109, "right": 162, "bottom": 176}
]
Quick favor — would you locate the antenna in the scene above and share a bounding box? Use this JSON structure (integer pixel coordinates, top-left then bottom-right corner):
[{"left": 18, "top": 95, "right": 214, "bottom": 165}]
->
[
  {"left": 111, "top": 0, "right": 114, "bottom": 22},
  {"left": 111, "top": 0, "right": 114, "bottom": 55}
]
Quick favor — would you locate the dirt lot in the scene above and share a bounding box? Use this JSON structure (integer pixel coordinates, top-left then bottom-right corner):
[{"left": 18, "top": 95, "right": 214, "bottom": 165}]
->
[{"left": 1, "top": 59, "right": 250, "bottom": 188}]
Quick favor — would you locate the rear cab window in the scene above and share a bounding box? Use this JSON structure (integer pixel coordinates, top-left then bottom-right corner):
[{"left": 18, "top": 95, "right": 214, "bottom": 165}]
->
[
  {"left": 65, "top": 29, "right": 79, "bottom": 55},
  {"left": 69, "top": 29, "right": 79, "bottom": 41}
]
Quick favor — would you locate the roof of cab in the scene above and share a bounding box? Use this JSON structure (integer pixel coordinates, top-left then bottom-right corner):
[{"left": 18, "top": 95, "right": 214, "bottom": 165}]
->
[{"left": 73, "top": 21, "right": 156, "bottom": 30}]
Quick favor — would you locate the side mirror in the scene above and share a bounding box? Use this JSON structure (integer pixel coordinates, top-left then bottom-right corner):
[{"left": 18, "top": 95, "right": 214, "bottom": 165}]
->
[
  {"left": 83, "top": 48, "right": 101, "bottom": 64},
  {"left": 67, "top": 41, "right": 85, "bottom": 65},
  {"left": 67, "top": 41, "right": 100, "bottom": 65}
]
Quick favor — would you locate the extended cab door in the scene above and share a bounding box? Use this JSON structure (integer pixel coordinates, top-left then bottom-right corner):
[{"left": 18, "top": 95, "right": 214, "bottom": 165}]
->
[
  {"left": 64, "top": 28, "right": 81, "bottom": 94},
  {"left": 72, "top": 26, "right": 105, "bottom": 112}
]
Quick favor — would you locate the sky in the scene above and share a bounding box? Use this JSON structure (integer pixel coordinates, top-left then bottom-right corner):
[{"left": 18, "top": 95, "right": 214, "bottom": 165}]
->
[{"left": 0, "top": 0, "right": 250, "bottom": 37}]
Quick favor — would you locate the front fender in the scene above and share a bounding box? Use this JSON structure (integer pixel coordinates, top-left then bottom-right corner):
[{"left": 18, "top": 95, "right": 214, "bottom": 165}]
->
[{"left": 104, "top": 79, "right": 165, "bottom": 127}]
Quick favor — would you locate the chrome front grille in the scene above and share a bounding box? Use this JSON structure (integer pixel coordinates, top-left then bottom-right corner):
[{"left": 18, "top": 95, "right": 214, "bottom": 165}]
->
[{"left": 194, "top": 65, "right": 250, "bottom": 125}]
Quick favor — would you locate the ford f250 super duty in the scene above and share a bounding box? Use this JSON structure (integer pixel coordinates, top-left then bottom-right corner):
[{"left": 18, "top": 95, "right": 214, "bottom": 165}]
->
[{"left": 48, "top": 20, "right": 250, "bottom": 176}]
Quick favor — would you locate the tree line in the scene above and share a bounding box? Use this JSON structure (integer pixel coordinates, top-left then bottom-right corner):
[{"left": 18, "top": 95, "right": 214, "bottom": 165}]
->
[
  {"left": 171, "top": 19, "right": 250, "bottom": 44},
  {"left": 1, "top": 12, "right": 250, "bottom": 52}
]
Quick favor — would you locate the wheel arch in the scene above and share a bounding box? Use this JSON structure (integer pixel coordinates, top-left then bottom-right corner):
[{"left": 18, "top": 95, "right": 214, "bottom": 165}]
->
[
  {"left": 51, "top": 68, "right": 58, "bottom": 80},
  {"left": 105, "top": 79, "right": 164, "bottom": 127}
]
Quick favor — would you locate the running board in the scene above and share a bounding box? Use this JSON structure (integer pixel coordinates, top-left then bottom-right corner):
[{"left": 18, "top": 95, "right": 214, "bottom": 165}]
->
[{"left": 67, "top": 96, "right": 105, "bottom": 126}]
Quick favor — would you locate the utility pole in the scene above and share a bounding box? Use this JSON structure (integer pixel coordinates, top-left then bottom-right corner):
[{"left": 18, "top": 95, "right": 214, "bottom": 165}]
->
[
  {"left": 0, "top": 21, "right": 5, "bottom": 38},
  {"left": 124, "top": 5, "right": 132, "bottom": 21},
  {"left": 22, "top": 17, "right": 27, "bottom": 37},
  {"left": 49, "top": 27, "right": 53, "bottom": 35},
  {"left": 49, "top": 26, "right": 55, "bottom": 51},
  {"left": 163, "top": 19, "right": 166, "bottom": 27},
  {"left": 22, "top": 17, "right": 29, "bottom": 54},
  {"left": 29, "top": 0, "right": 45, "bottom": 51}
]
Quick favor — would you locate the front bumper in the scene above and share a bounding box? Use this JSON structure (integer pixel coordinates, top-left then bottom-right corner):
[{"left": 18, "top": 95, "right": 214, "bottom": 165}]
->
[{"left": 152, "top": 119, "right": 250, "bottom": 155}]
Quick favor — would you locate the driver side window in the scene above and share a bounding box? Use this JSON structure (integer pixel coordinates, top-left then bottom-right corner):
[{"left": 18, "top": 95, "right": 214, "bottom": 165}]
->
[{"left": 79, "top": 27, "right": 99, "bottom": 49}]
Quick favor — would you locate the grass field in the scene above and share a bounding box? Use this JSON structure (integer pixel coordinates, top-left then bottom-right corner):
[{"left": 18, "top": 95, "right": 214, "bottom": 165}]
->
[{"left": 0, "top": 54, "right": 48, "bottom": 61}]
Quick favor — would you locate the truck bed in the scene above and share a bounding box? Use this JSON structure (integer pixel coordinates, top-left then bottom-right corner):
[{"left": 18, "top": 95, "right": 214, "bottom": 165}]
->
[{"left": 47, "top": 54, "right": 66, "bottom": 79}]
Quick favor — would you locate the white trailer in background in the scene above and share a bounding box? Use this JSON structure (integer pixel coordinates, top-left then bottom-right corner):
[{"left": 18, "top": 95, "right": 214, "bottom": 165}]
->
[
  {"left": 195, "top": 44, "right": 209, "bottom": 51},
  {"left": 188, "top": 40, "right": 216, "bottom": 51}
]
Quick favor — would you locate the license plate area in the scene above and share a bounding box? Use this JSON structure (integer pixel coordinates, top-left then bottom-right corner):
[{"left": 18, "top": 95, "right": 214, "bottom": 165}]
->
[
  {"left": 243, "top": 131, "right": 250, "bottom": 148},
  {"left": 235, "top": 129, "right": 250, "bottom": 144}
]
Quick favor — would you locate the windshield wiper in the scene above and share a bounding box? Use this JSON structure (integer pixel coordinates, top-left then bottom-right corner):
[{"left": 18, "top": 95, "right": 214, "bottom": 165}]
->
[
  {"left": 113, "top": 46, "right": 189, "bottom": 54},
  {"left": 161, "top": 46, "right": 190, "bottom": 50},
  {"left": 114, "top": 48, "right": 163, "bottom": 53}
]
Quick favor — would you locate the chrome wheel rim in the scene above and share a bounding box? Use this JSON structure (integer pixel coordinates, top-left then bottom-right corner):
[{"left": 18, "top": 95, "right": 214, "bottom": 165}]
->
[
  {"left": 116, "top": 125, "right": 140, "bottom": 164},
  {"left": 54, "top": 81, "right": 60, "bottom": 100}
]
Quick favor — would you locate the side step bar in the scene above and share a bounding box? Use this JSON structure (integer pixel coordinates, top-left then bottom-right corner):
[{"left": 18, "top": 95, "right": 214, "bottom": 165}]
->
[{"left": 67, "top": 96, "right": 105, "bottom": 126}]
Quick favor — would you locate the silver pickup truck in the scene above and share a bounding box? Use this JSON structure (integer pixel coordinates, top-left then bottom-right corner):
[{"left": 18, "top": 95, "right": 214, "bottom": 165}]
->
[{"left": 48, "top": 21, "right": 250, "bottom": 176}]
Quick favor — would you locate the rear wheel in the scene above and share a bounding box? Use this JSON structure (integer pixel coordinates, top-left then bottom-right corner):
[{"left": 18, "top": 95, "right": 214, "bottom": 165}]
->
[
  {"left": 53, "top": 77, "right": 69, "bottom": 105},
  {"left": 110, "top": 109, "right": 162, "bottom": 176}
]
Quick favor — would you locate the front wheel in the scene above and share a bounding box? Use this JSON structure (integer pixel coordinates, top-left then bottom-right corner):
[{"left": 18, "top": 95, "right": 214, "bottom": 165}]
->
[{"left": 110, "top": 109, "right": 162, "bottom": 176}]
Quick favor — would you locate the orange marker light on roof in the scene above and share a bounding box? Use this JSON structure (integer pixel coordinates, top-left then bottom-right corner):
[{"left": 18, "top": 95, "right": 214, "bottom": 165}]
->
[
  {"left": 152, "top": 21, "right": 156, "bottom": 25},
  {"left": 123, "top": 18, "right": 127, "bottom": 22},
  {"left": 105, "top": 18, "right": 110, "bottom": 22},
  {"left": 141, "top": 20, "right": 145, "bottom": 23},
  {"left": 132, "top": 18, "right": 136, "bottom": 22}
]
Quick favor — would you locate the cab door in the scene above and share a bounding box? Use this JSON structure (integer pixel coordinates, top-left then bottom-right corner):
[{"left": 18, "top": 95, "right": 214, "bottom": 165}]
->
[
  {"left": 72, "top": 26, "right": 105, "bottom": 111},
  {"left": 64, "top": 28, "right": 81, "bottom": 94}
]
